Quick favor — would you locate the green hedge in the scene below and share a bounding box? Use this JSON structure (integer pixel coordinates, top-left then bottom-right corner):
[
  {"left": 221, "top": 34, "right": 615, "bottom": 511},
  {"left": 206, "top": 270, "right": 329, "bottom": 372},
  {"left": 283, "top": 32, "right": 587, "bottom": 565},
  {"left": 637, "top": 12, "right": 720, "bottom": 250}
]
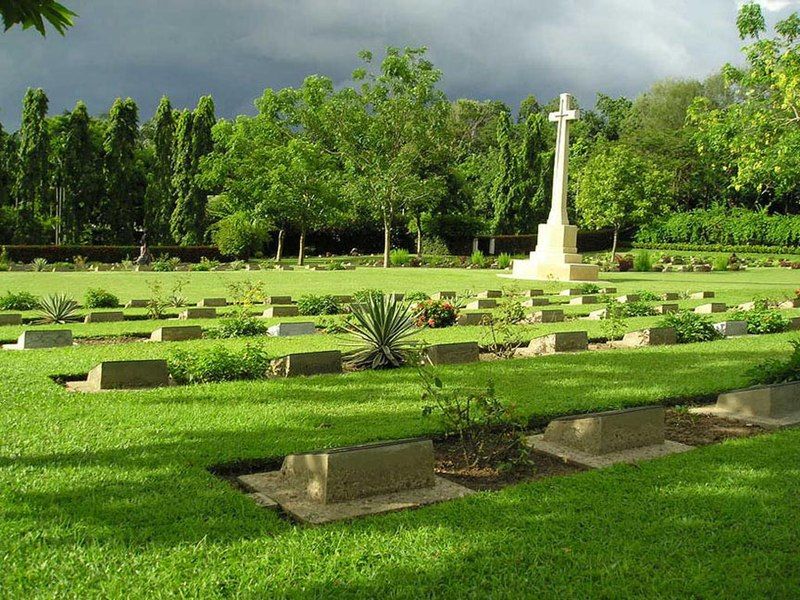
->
[
  {"left": 635, "top": 207, "right": 800, "bottom": 248},
  {"left": 632, "top": 242, "right": 800, "bottom": 255},
  {"left": 0, "top": 245, "right": 223, "bottom": 263}
]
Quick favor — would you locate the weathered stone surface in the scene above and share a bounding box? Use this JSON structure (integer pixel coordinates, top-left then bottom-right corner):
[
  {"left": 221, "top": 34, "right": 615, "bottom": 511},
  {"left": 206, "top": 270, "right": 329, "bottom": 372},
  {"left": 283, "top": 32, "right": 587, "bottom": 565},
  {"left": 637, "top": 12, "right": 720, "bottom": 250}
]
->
[
  {"left": 619, "top": 327, "right": 677, "bottom": 348},
  {"left": 662, "top": 292, "right": 680, "bottom": 301},
  {"left": 0, "top": 313, "right": 22, "bottom": 326},
  {"left": 332, "top": 295, "right": 353, "bottom": 304},
  {"left": 84, "top": 311, "right": 124, "bottom": 323},
  {"left": 69, "top": 359, "right": 170, "bottom": 391},
  {"left": 125, "top": 299, "right": 149, "bottom": 308},
  {"left": 263, "top": 305, "right": 300, "bottom": 318},
  {"left": 522, "top": 289, "right": 544, "bottom": 297},
  {"left": 692, "top": 381, "right": 800, "bottom": 427},
  {"left": 273, "top": 350, "right": 342, "bottom": 377},
  {"left": 466, "top": 299, "right": 496, "bottom": 310},
  {"left": 654, "top": 304, "right": 679, "bottom": 314},
  {"left": 569, "top": 295, "right": 598, "bottom": 305},
  {"left": 690, "top": 291, "right": 715, "bottom": 299},
  {"left": 431, "top": 291, "right": 456, "bottom": 300},
  {"left": 150, "top": 326, "right": 202, "bottom": 342},
  {"left": 738, "top": 301, "right": 756, "bottom": 311},
  {"left": 425, "top": 342, "right": 479, "bottom": 365},
  {"left": 789, "top": 317, "right": 800, "bottom": 331},
  {"left": 600, "top": 287, "right": 617, "bottom": 294},
  {"left": 779, "top": 298, "right": 800, "bottom": 309},
  {"left": 586, "top": 308, "right": 607, "bottom": 320},
  {"left": 268, "top": 321, "right": 316, "bottom": 337},
  {"left": 559, "top": 289, "right": 582, "bottom": 296},
  {"left": 615, "top": 295, "right": 640, "bottom": 303},
  {"left": 528, "top": 331, "right": 588, "bottom": 354},
  {"left": 264, "top": 296, "right": 293, "bottom": 305},
  {"left": 456, "top": 312, "right": 490, "bottom": 326},
  {"left": 477, "top": 290, "right": 502, "bottom": 299},
  {"left": 713, "top": 320, "right": 748, "bottom": 337},
  {"left": 522, "top": 297, "right": 549, "bottom": 307},
  {"left": 197, "top": 298, "right": 227, "bottom": 307},
  {"left": 3, "top": 329, "right": 73, "bottom": 350},
  {"left": 179, "top": 307, "right": 217, "bottom": 320},
  {"left": 530, "top": 309, "right": 565, "bottom": 323},
  {"left": 694, "top": 303, "right": 726, "bottom": 314},
  {"left": 274, "top": 265, "right": 293, "bottom": 271}
]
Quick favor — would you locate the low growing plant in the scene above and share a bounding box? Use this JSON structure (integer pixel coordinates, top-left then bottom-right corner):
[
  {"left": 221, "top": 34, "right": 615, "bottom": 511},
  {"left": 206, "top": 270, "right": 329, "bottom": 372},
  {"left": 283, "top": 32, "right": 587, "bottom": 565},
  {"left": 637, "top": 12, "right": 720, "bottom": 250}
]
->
[
  {"left": 580, "top": 283, "right": 601, "bottom": 294},
  {"left": 84, "top": 288, "right": 119, "bottom": 308},
  {"left": 344, "top": 295, "right": 419, "bottom": 369},
  {"left": 601, "top": 300, "right": 628, "bottom": 341},
  {"left": 747, "top": 339, "right": 800, "bottom": 385},
  {"left": 0, "top": 290, "right": 39, "bottom": 311},
  {"left": 659, "top": 310, "right": 722, "bottom": 344},
  {"left": 389, "top": 248, "right": 412, "bottom": 267},
  {"left": 167, "top": 344, "right": 272, "bottom": 384},
  {"left": 496, "top": 252, "right": 513, "bottom": 269},
  {"left": 37, "top": 293, "right": 81, "bottom": 324},
  {"left": 633, "top": 250, "right": 653, "bottom": 272},
  {"left": 352, "top": 288, "right": 384, "bottom": 304},
  {"left": 297, "top": 294, "right": 340, "bottom": 316},
  {"left": 404, "top": 290, "right": 430, "bottom": 303},
  {"left": 31, "top": 257, "right": 49, "bottom": 272},
  {"left": 730, "top": 306, "right": 790, "bottom": 335},
  {"left": 413, "top": 299, "right": 459, "bottom": 328},
  {"left": 481, "top": 299, "right": 526, "bottom": 359},
  {"left": 208, "top": 314, "right": 268, "bottom": 338},
  {"left": 470, "top": 250, "right": 487, "bottom": 268}
]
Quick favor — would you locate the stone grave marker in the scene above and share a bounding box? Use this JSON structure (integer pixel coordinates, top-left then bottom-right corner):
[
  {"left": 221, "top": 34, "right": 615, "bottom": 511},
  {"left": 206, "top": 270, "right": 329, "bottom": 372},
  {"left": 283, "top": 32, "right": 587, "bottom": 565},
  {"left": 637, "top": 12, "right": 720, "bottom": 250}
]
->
[
  {"left": 586, "top": 308, "right": 607, "bottom": 320},
  {"left": 690, "top": 291, "right": 715, "bottom": 299},
  {"left": 264, "top": 296, "right": 293, "bottom": 305},
  {"left": 618, "top": 327, "right": 677, "bottom": 348},
  {"left": 779, "top": 298, "right": 800, "bottom": 309},
  {"left": 662, "top": 292, "right": 680, "bottom": 301},
  {"left": 274, "top": 265, "right": 293, "bottom": 271},
  {"left": 527, "top": 406, "right": 692, "bottom": 468},
  {"left": 522, "top": 298, "right": 549, "bottom": 307},
  {"left": 197, "top": 298, "right": 227, "bottom": 307},
  {"left": 466, "top": 299, "right": 496, "bottom": 310},
  {"left": 272, "top": 350, "right": 342, "bottom": 377},
  {"left": 125, "top": 299, "right": 149, "bottom": 308},
  {"left": 600, "top": 287, "right": 617, "bottom": 294},
  {"left": 268, "top": 322, "right": 315, "bottom": 337},
  {"left": 691, "top": 381, "right": 800, "bottom": 427},
  {"left": 84, "top": 311, "right": 124, "bottom": 324},
  {"left": 477, "top": 290, "right": 502, "bottom": 299},
  {"left": 789, "top": 317, "right": 800, "bottom": 331},
  {"left": 432, "top": 291, "right": 456, "bottom": 300},
  {"left": 425, "top": 342, "right": 479, "bottom": 365},
  {"left": 530, "top": 309, "right": 564, "bottom": 323},
  {"left": 263, "top": 305, "right": 300, "bottom": 318},
  {"left": 569, "top": 295, "right": 598, "bottom": 305},
  {"left": 150, "top": 326, "right": 202, "bottom": 342},
  {"left": 527, "top": 331, "right": 587, "bottom": 354},
  {"left": 615, "top": 295, "right": 640, "bottom": 304},
  {"left": 738, "top": 301, "right": 756, "bottom": 311},
  {"left": 236, "top": 438, "right": 473, "bottom": 524},
  {"left": 559, "top": 289, "right": 583, "bottom": 296},
  {"left": 332, "top": 295, "right": 353, "bottom": 304},
  {"left": 522, "top": 289, "right": 544, "bottom": 297},
  {"left": 67, "top": 359, "right": 171, "bottom": 392},
  {"left": 179, "top": 307, "right": 217, "bottom": 320},
  {"left": 713, "top": 321, "right": 748, "bottom": 337},
  {"left": 3, "top": 329, "right": 73, "bottom": 350},
  {"left": 0, "top": 313, "right": 22, "bottom": 326},
  {"left": 694, "top": 303, "right": 726, "bottom": 314},
  {"left": 654, "top": 304, "right": 679, "bottom": 314},
  {"left": 456, "top": 312, "right": 490, "bottom": 326}
]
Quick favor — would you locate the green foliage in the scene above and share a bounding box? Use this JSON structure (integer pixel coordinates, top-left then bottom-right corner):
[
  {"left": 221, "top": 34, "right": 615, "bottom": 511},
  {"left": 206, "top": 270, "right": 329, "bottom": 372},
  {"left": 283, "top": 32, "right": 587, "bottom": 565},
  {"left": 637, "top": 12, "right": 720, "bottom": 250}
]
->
[
  {"left": 344, "top": 295, "right": 419, "bottom": 369},
  {"left": 14, "top": 88, "right": 49, "bottom": 240},
  {"left": 167, "top": 344, "right": 271, "bottom": 384},
  {"left": 207, "top": 314, "right": 268, "bottom": 339},
  {"left": 151, "top": 254, "right": 180, "bottom": 272},
  {"left": 36, "top": 293, "right": 80, "bottom": 324},
  {"left": 389, "top": 249, "right": 412, "bottom": 267},
  {"left": 61, "top": 101, "right": 102, "bottom": 244},
  {"left": 470, "top": 250, "right": 487, "bottom": 268},
  {"left": 620, "top": 300, "right": 657, "bottom": 317},
  {"left": 496, "top": 252, "right": 513, "bottom": 269},
  {"left": 352, "top": 288, "right": 384, "bottom": 304},
  {"left": 601, "top": 300, "right": 628, "bottom": 341},
  {"left": 145, "top": 96, "right": 176, "bottom": 243},
  {"left": 297, "top": 294, "right": 340, "bottom": 316},
  {"left": 659, "top": 310, "right": 722, "bottom": 344},
  {"left": 633, "top": 250, "right": 653, "bottom": 272},
  {"left": 481, "top": 298, "right": 526, "bottom": 359},
  {"left": 211, "top": 210, "right": 270, "bottom": 258},
  {"left": 413, "top": 299, "right": 458, "bottom": 328},
  {"left": 747, "top": 339, "right": 800, "bottom": 385},
  {"left": 187, "top": 257, "right": 218, "bottom": 272},
  {"left": 404, "top": 290, "right": 430, "bottom": 303},
  {"left": 0, "top": 0, "right": 76, "bottom": 35},
  {"left": 731, "top": 307, "right": 790, "bottom": 335},
  {"left": 83, "top": 288, "right": 119, "bottom": 308},
  {"left": 0, "top": 290, "right": 38, "bottom": 310},
  {"left": 712, "top": 254, "right": 731, "bottom": 271},
  {"left": 634, "top": 289, "right": 661, "bottom": 303},
  {"left": 31, "top": 257, "right": 48, "bottom": 271},
  {"left": 580, "top": 283, "right": 601, "bottom": 294},
  {"left": 420, "top": 236, "right": 449, "bottom": 256},
  {"left": 103, "top": 97, "right": 140, "bottom": 244}
]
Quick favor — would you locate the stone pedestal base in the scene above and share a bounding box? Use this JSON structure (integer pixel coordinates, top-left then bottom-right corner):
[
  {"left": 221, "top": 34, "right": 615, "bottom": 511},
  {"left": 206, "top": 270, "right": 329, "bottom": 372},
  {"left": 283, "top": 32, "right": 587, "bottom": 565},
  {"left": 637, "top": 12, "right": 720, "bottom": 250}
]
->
[{"left": 509, "top": 223, "right": 599, "bottom": 282}]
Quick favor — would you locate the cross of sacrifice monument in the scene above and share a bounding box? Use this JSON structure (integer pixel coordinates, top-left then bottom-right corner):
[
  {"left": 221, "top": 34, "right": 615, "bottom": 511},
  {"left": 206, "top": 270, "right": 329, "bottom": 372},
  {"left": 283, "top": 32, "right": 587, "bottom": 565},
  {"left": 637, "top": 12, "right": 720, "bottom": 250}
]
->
[{"left": 510, "top": 93, "right": 600, "bottom": 282}]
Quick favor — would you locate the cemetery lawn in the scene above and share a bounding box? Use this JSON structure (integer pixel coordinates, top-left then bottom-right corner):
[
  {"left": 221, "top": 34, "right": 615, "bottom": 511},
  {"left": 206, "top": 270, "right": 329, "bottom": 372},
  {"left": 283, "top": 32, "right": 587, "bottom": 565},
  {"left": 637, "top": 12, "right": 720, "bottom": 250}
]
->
[{"left": 1, "top": 267, "right": 800, "bottom": 597}]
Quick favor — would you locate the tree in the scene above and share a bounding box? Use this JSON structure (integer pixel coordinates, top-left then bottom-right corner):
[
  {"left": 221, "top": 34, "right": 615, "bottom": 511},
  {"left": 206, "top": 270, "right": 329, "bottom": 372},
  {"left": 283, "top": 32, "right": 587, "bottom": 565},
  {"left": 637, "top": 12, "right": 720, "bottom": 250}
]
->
[
  {"left": 103, "top": 98, "right": 140, "bottom": 243},
  {"left": 490, "top": 110, "right": 515, "bottom": 234},
  {"left": 61, "top": 101, "right": 101, "bottom": 243},
  {"left": 14, "top": 87, "right": 49, "bottom": 240},
  {"left": 575, "top": 142, "right": 671, "bottom": 257},
  {"left": 0, "top": 122, "right": 13, "bottom": 207},
  {"left": 144, "top": 96, "right": 175, "bottom": 242},
  {"left": 0, "top": 0, "right": 76, "bottom": 35}
]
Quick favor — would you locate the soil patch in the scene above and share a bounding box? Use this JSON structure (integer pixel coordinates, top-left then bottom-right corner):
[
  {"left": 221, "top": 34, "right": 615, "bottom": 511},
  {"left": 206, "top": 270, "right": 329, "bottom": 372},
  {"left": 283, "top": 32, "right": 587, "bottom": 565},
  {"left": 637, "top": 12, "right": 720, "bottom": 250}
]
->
[
  {"left": 75, "top": 335, "right": 148, "bottom": 346},
  {"left": 666, "top": 408, "right": 766, "bottom": 446}
]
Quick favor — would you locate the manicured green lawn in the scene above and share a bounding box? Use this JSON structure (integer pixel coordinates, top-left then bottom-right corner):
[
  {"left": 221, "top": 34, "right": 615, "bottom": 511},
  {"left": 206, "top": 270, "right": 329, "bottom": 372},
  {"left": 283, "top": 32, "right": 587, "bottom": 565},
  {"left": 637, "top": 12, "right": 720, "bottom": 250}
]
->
[{"left": 1, "top": 266, "right": 800, "bottom": 597}]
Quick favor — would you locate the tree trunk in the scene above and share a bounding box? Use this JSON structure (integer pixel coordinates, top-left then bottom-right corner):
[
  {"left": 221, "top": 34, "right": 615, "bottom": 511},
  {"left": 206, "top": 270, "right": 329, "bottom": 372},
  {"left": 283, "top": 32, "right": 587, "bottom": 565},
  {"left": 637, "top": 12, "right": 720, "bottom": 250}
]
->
[
  {"left": 415, "top": 214, "right": 423, "bottom": 256},
  {"left": 298, "top": 228, "right": 306, "bottom": 266},
  {"left": 275, "top": 228, "right": 285, "bottom": 262},
  {"left": 383, "top": 219, "right": 391, "bottom": 268},
  {"left": 610, "top": 226, "right": 619, "bottom": 261}
]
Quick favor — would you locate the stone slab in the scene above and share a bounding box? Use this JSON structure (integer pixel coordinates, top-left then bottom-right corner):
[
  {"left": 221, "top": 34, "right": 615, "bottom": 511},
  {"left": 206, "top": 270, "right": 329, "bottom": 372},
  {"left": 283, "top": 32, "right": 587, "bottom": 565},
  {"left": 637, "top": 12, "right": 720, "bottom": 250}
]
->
[
  {"left": 67, "top": 359, "right": 170, "bottom": 391},
  {"left": 600, "top": 287, "right": 617, "bottom": 294},
  {"left": 179, "top": 307, "right": 217, "bottom": 320},
  {"left": 431, "top": 292, "right": 456, "bottom": 300},
  {"left": 618, "top": 327, "right": 677, "bottom": 348},
  {"left": 585, "top": 308, "right": 607, "bottom": 320},
  {"left": 466, "top": 299, "right": 496, "bottom": 310},
  {"left": 527, "top": 331, "right": 588, "bottom": 354},
  {"left": 0, "top": 313, "right": 22, "bottom": 326},
  {"left": 150, "top": 326, "right": 202, "bottom": 342},
  {"left": 569, "top": 295, "right": 598, "bottom": 305},
  {"left": 3, "top": 329, "right": 73, "bottom": 350},
  {"left": 425, "top": 342, "right": 479, "bottom": 365},
  {"left": 738, "top": 302, "right": 756, "bottom": 311},
  {"left": 530, "top": 309, "right": 564, "bottom": 323},
  {"left": 522, "top": 289, "right": 544, "bottom": 297},
  {"left": 662, "top": 293, "right": 680, "bottom": 301},
  {"left": 694, "top": 303, "right": 727, "bottom": 314},
  {"left": 84, "top": 311, "right": 124, "bottom": 324},
  {"left": 779, "top": 298, "right": 800, "bottom": 309},
  {"left": 198, "top": 298, "right": 227, "bottom": 307},
  {"left": 456, "top": 312, "right": 490, "bottom": 326},
  {"left": 264, "top": 296, "right": 293, "bottom": 305},
  {"left": 690, "top": 291, "right": 715, "bottom": 299},
  {"left": 527, "top": 435, "right": 692, "bottom": 469},
  {"left": 273, "top": 350, "right": 342, "bottom": 377},
  {"left": 544, "top": 406, "right": 665, "bottom": 453},
  {"left": 125, "top": 299, "right": 149, "bottom": 308},
  {"left": 713, "top": 320, "right": 748, "bottom": 337},
  {"left": 388, "top": 293, "right": 404, "bottom": 302},
  {"left": 654, "top": 304, "right": 679, "bottom": 315},
  {"left": 522, "top": 298, "right": 550, "bottom": 307},
  {"left": 691, "top": 381, "right": 800, "bottom": 428},
  {"left": 268, "top": 322, "right": 316, "bottom": 337},
  {"left": 559, "top": 289, "right": 583, "bottom": 296},
  {"left": 477, "top": 290, "right": 502, "bottom": 299},
  {"left": 790, "top": 317, "right": 800, "bottom": 331},
  {"left": 332, "top": 295, "right": 353, "bottom": 304},
  {"left": 263, "top": 305, "right": 300, "bottom": 318},
  {"left": 615, "top": 295, "right": 640, "bottom": 304}
]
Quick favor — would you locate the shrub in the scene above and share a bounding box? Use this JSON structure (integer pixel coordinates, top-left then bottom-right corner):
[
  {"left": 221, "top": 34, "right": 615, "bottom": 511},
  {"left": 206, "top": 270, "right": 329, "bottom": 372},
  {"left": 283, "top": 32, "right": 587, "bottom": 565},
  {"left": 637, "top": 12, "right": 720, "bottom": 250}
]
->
[
  {"left": 0, "top": 291, "right": 39, "bottom": 311},
  {"left": 31, "top": 257, "right": 48, "bottom": 271},
  {"left": 211, "top": 211, "right": 270, "bottom": 259},
  {"left": 620, "top": 300, "right": 657, "bottom": 317},
  {"left": 580, "top": 283, "right": 600, "bottom": 294},
  {"left": 747, "top": 339, "right": 800, "bottom": 385},
  {"left": 404, "top": 291, "right": 430, "bottom": 303},
  {"left": 297, "top": 294, "right": 340, "bottom": 316},
  {"left": 168, "top": 344, "right": 272, "bottom": 384},
  {"left": 615, "top": 254, "right": 633, "bottom": 272},
  {"left": 36, "top": 293, "right": 81, "bottom": 324},
  {"left": 712, "top": 254, "right": 731, "bottom": 272},
  {"left": 344, "top": 295, "right": 419, "bottom": 369},
  {"left": 730, "top": 307, "right": 790, "bottom": 335},
  {"left": 601, "top": 300, "right": 628, "bottom": 341},
  {"left": 151, "top": 254, "right": 180, "bottom": 272},
  {"left": 659, "top": 310, "right": 722, "bottom": 344},
  {"left": 634, "top": 290, "right": 661, "bottom": 303},
  {"left": 421, "top": 236, "right": 450, "bottom": 257},
  {"left": 470, "top": 250, "right": 487, "bottom": 268},
  {"left": 496, "top": 252, "right": 513, "bottom": 269},
  {"left": 389, "top": 248, "right": 412, "bottom": 267},
  {"left": 0, "top": 246, "right": 9, "bottom": 270},
  {"left": 352, "top": 288, "right": 384, "bottom": 304},
  {"left": 84, "top": 288, "right": 119, "bottom": 308},
  {"left": 481, "top": 299, "right": 526, "bottom": 359},
  {"left": 208, "top": 314, "right": 268, "bottom": 338},
  {"left": 413, "top": 299, "right": 459, "bottom": 328},
  {"left": 633, "top": 250, "right": 653, "bottom": 272},
  {"left": 188, "top": 257, "right": 219, "bottom": 271}
]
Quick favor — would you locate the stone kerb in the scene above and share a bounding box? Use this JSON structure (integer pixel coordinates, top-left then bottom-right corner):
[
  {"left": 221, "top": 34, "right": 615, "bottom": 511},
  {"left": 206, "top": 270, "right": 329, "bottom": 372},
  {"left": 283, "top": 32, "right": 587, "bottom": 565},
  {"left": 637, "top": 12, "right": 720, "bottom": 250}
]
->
[
  {"left": 691, "top": 381, "right": 800, "bottom": 427},
  {"left": 272, "top": 351, "right": 342, "bottom": 377},
  {"left": 67, "top": 359, "right": 171, "bottom": 392},
  {"left": 267, "top": 322, "right": 316, "bottom": 337},
  {"left": 179, "top": 307, "right": 217, "bottom": 320},
  {"left": 425, "top": 342, "right": 479, "bottom": 365},
  {"left": 84, "top": 311, "right": 124, "bottom": 323},
  {"left": 3, "top": 329, "right": 73, "bottom": 350},
  {"left": 150, "top": 326, "right": 202, "bottom": 342}
]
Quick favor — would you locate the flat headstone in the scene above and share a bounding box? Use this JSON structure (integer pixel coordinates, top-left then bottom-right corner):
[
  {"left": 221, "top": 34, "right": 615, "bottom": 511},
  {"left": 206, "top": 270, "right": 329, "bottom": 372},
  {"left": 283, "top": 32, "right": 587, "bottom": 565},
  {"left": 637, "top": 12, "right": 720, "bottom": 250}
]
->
[
  {"left": 691, "top": 381, "right": 800, "bottom": 427},
  {"left": 125, "top": 299, "right": 149, "bottom": 308},
  {"left": 84, "top": 311, "right": 124, "bottom": 323},
  {"left": 432, "top": 292, "right": 456, "bottom": 300},
  {"left": 789, "top": 317, "right": 800, "bottom": 331},
  {"left": 615, "top": 295, "right": 640, "bottom": 304},
  {"left": 273, "top": 350, "right": 342, "bottom": 377},
  {"left": 569, "top": 295, "right": 598, "bottom": 305},
  {"left": 713, "top": 320, "right": 748, "bottom": 337},
  {"left": 267, "top": 322, "right": 315, "bottom": 337},
  {"left": 332, "top": 295, "right": 353, "bottom": 304},
  {"left": 425, "top": 342, "right": 479, "bottom": 365},
  {"left": 738, "top": 301, "right": 756, "bottom": 311},
  {"left": 662, "top": 292, "right": 680, "bottom": 301},
  {"left": 779, "top": 298, "right": 800, "bottom": 309},
  {"left": 3, "top": 329, "right": 73, "bottom": 350},
  {"left": 694, "top": 303, "right": 726, "bottom": 314},
  {"left": 559, "top": 289, "right": 582, "bottom": 296},
  {"left": 264, "top": 296, "right": 293, "bottom": 305},
  {"left": 274, "top": 265, "right": 293, "bottom": 271},
  {"left": 528, "top": 331, "right": 588, "bottom": 354},
  {"left": 456, "top": 312, "right": 490, "bottom": 326},
  {"left": 150, "top": 326, "right": 202, "bottom": 342},
  {"left": 237, "top": 439, "right": 472, "bottom": 524},
  {"left": 522, "top": 289, "right": 544, "bottom": 297},
  {"left": 466, "top": 299, "right": 496, "bottom": 310},
  {"left": 522, "top": 298, "right": 549, "bottom": 307},
  {"left": 179, "top": 307, "right": 217, "bottom": 320},
  {"left": 690, "top": 291, "right": 715, "bottom": 299},
  {"left": 586, "top": 308, "right": 607, "bottom": 320},
  {"left": 527, "top": 406, "right": 691, "bottom": 468},
  {"left": 654, "top": 304, "right": 679, "bottom": 314},
  {"left": 389, "top": 293, "right": 404, "bottom": 302},
  {"left": 530, "top": 309, "right": 564, "bottom": 323},
  {"left": 477, "top": 290, "right": 502, "bottom": 299},
  {"left": 600, "top": 287, "right": 617, "bottom": 294},
  {"left": 67, "top": 359, "right": 170, "bottom": 392},
  {"left": 263, "top": 305, "right": 300, "bottom": 318},
  {"left": 619, "top": 327, "right": 677, "bottom": 348},
  {"left": 0, "top": 313, "right": 22, "bottom": 326},
  {"left": 197, "top": 298, "right": 227, "bottom": 307}
]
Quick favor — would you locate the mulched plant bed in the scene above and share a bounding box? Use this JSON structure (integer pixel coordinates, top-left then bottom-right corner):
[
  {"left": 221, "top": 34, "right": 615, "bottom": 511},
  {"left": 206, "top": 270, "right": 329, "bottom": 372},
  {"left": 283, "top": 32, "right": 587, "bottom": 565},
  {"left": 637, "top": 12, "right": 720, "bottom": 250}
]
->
[
  {"left": 666, "top": 409, "right": 766, "bottom": 446},
  {"left": 74, "top": 335, "right": 149, "bottom": 346}
]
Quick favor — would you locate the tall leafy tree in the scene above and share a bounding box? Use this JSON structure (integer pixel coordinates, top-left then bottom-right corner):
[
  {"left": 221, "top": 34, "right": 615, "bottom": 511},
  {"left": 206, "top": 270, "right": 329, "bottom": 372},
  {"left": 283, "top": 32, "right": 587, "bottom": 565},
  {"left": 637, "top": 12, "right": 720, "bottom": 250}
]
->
[
  {"left": 145, "top": 96, "right": 175, "bottom": 242},
  {"left": 490, "top": 110, "right": 515, "bottom": 234},
  {"left": 103, "top": 97, "right": 140, "bottom": 243},
  {"left": 14, "top": 87, "right": 49, "bottom": 239},
  {"left": 0, "top": 122, "right": 13, "bottom": 207},
  {"left": 60, "top": 101, "right": 100, "bottom": 243}
]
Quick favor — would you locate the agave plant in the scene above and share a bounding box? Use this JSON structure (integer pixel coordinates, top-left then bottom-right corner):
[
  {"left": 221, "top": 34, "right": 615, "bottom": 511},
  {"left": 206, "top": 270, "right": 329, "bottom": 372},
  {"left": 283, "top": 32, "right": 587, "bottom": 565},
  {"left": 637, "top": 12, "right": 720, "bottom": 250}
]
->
[
  {"left": 344, "top": 295, "right": 419, "bottom": 369},
  {"left": 31, "top": 257, "right": 49, "bottom": 272},
  {"left": 36, "top": 293, "right": 81, "bottom": 324}
]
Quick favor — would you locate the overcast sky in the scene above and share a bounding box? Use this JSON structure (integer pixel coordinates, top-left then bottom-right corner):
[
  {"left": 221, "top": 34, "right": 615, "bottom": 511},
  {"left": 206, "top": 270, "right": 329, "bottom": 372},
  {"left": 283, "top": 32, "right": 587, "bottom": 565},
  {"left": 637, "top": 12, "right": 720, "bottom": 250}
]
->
[{"left": 0, "top": 0, "right": 798, "bottom": 128}]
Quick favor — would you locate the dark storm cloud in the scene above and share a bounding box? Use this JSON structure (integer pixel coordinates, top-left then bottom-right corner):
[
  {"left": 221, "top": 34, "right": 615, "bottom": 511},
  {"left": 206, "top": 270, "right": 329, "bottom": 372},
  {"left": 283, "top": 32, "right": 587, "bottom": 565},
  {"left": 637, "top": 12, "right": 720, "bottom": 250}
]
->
[{"left": 0, "top": 0, "right": 798, "bottom": 128}]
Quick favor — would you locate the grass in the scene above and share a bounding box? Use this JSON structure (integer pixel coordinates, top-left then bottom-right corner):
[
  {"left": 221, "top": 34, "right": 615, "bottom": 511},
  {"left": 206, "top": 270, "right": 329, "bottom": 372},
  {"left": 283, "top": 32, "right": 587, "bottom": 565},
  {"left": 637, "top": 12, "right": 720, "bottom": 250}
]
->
[{"left": 1, "top": 266, "right": 800, "bottom": 597}]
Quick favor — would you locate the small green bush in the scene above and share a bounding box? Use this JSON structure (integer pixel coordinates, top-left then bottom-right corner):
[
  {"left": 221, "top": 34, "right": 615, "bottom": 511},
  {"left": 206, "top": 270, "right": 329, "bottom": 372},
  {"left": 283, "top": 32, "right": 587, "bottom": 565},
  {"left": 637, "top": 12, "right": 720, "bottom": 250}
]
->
[
  {"left": 31, "top": 257, "right": 49, "bottom": 271},
  {"left": 0, "top": 290, "right": 39, "bottom": 311},
  {"left": 297, "top": 294, "right": 340, "bottom": 316},
  {"left": 496, "top": 253, "right": 513, "bottom": 269},
  {"left": 635, "top": 290, "right": 661, "bottom": 303},
  {"left": 633, "top": 250, "right": 653, "bottom": 272},
  {"left": 151, "top": 254, "right": 180, "bottom": 272},
  {"left": 731, "top": 307, "right": 790, "bottom": 335},
  {"left": 712, "top": 255, "right": 731, "bottom": 272},
  {"left": 659, "top": 310, "right": 722, "bottom": 344},
  {"left": 84, "top": 288, "right": 119, "bottom": 308},
  {"left": 748, "top": 339, "right": 800, "bottom": 385},
  {"left": 345, "top": 296, "right": 419, "bottom": 369},
  {"left": 188, "top": 257, "right": 219, "bottom": 272},
  {"left": 37, "top": 293, "right": 81, "bottom": 324},
  {"left": 421, "top": 236, "right": 450, "bottom": 257},
  {"left": 353, "top": 288, "right": 385, "bottom": 304},
  {"left": 580, "top": 283, "right": 601, "bottom": 294},
  {"left": 207, "top": 314, "right": 268, "bottom": 338},
  {"left": 413, "top": 299, "right": 459, "bottom": 328},
  {"left": 167, "top": 344, "right": 272, "bottom": 384},
  {"left": 389, "top": 249, "right": 412, "bottom": 267},
  {"left": 470, "top": 250, "right": 487, "bottom": 268}
]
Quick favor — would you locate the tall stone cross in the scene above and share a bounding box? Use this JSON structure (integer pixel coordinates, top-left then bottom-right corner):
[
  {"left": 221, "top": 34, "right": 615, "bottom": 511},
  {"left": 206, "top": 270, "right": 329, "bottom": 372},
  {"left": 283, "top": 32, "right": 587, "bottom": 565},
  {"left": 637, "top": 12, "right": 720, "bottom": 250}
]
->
[{"left": 547, "top": 93, "right": 580, "bottom": 226}]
